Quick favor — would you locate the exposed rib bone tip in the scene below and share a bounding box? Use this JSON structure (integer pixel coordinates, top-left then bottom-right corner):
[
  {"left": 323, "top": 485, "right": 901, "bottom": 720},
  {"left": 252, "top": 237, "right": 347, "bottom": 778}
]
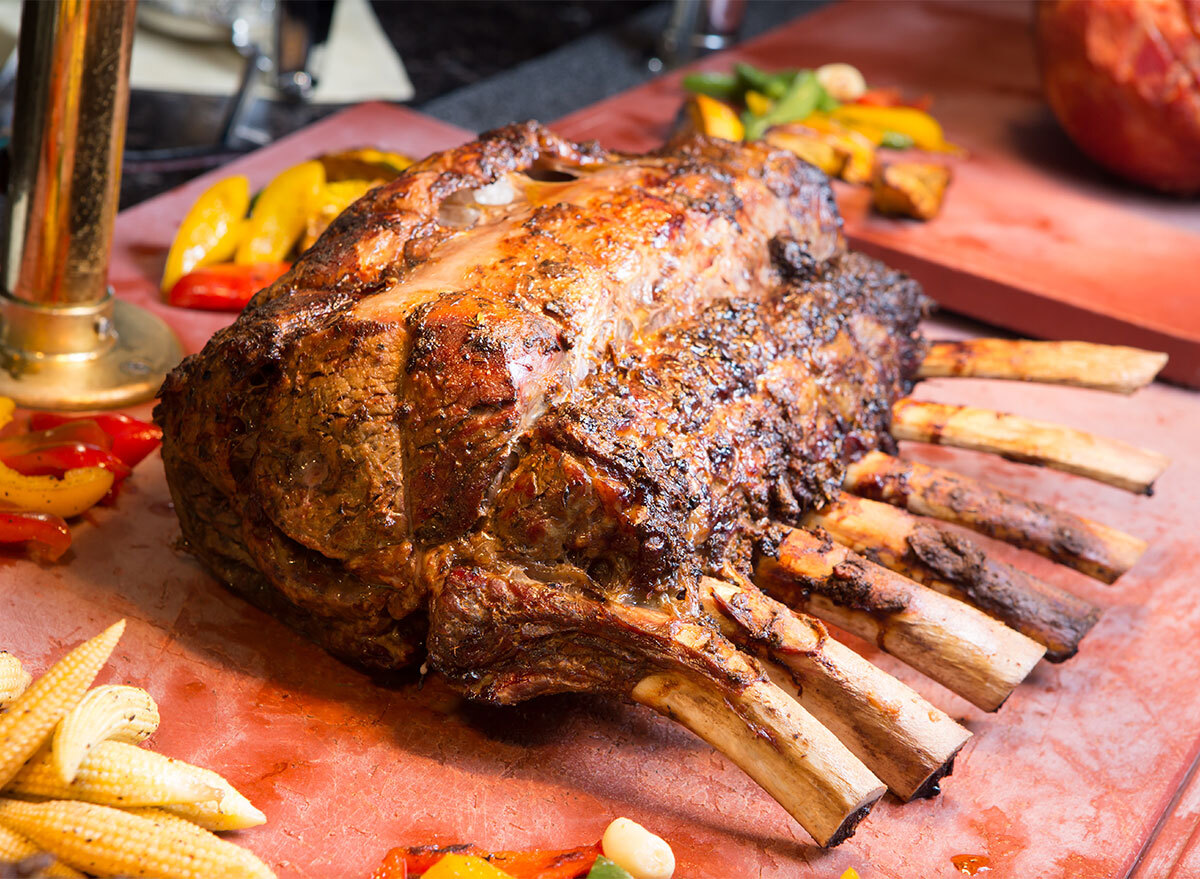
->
[
  {"left": 918, "top": 339, "right": 1168, "bottom": 394},
  {"left": 890, "top": 399, "right": 1170, "bottom": 494}
]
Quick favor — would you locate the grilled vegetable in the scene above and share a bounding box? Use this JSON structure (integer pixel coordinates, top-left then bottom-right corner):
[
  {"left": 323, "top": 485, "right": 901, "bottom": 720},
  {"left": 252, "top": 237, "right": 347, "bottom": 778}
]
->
[
  {"left": 52, "top": 685, "right": 159, "bottom": 782},
  {"left": 235, "top": 161, "right": 324, "bottom": 265},
  {"left": 0, "top": 798, "right": 274, "bottom": 879},
  {"left": 318, "top": 148, "right": 412, "bottom": 182},
  {"left": 872, "top": 161, "right": 953, "bottom": 220},
  {"left": 4, "top": 741, "right": 218, "bottom": 807},
  {"left": 378, "top": 844, "right": 602, "bottom": 879},
  {"left": 167, "top": 262, "right": 292, "bottom": 312},
  {"left": 0, "top": 653, "right": 30, "bottom": 707},
  {"left": 421, "top": 854, "right": 516, "bottom": 879},
  {"left": 28, "top": 413, "right": 163, "bottom": 470},
  {"left": 161, "top": 177, "right": 249, "bottom": 294},
  {"left": 586, "top": 858, "right": 633, "bottom": 879},
  {"left": 600, "top": 819, "right": 673, "bottom": 879},
  {"left": 743, "top": 70, "right": 824, "bottom": 141},
  {"left": 0, "top": 513, "right": 72, "bottom": 562},
  {"left": 301, "top": 180, "right": 378, "bottom": 251},
  {"left": 816, "top": 63, "right": 867, "bottom": 102},
  {"left": 683, "top": 94, "right": 745, "bottom": 142},
  {"left": 0, "top": 620, "right": 124, "bottom": 789},
  {"left": 680, "top": 71, "right": 740, "bottom": 100},
  {"left": 158, "top": 768, "right": 267, "bottom": 831},
  {"left": 831, "top": 104, "right": 960, "bottom": 153}
]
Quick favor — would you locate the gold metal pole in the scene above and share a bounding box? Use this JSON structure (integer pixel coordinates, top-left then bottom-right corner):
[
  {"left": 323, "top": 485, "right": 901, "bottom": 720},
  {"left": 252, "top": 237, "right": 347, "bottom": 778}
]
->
[{"left": 0, "top": 0, "right": 181, "bottom": 410}]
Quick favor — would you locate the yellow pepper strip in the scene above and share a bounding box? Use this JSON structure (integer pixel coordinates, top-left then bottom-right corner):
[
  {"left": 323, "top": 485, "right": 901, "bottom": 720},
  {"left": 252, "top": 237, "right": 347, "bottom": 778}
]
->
[
  {"left": 336, "top": 147, "right": 413, "bottom": 175},
  {"left": 161, "top": 176, "right": 249, "bottom": 293},
  {"left": 801, "top": 111, "right": 883, "bottom": 145},
  {"left": 235, "top": 160, "right": 326, "bottom": 265},
  {"left": 841, "top": 869, "right": 862, "bottom": 879},
  {"left": 685, "top": 94, "right": 745, "bottom": 142},
  {"left": 831, "top": 105, "right": 963, "bottom": 153},
  {"left": 744, "top": 89, "right": 773, "bottom": 117},
  {"left": 0, "top": 397, "right": 112, "bottom": 518},
  {"left": 422, "top": 854, "right": 517, "bottom": 879},
  {"left": 300, "top": 178, "right": 379, "bottom": 252}
]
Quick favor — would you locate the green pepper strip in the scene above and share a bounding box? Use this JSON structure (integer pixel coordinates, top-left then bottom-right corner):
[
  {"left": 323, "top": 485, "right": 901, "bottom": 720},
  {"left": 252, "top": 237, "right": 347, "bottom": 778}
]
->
[
  {"left": 586, "top": 857, "right": 634, "bottom": 879},
  {"left": 681, "top": 71, "right": 741, "bottom": 100}
]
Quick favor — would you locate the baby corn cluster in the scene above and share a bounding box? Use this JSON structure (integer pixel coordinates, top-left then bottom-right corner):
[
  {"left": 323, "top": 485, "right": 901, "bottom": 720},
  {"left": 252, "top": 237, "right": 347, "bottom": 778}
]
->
[{"left": 0, "top": 621, "right": 274, "bottom": 878}]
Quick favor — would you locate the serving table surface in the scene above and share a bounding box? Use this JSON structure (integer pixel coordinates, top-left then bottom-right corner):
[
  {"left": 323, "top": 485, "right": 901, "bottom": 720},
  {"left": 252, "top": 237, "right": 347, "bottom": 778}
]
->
[{"left": 2, "top": 85, "right": 1199, "bottom": 878}]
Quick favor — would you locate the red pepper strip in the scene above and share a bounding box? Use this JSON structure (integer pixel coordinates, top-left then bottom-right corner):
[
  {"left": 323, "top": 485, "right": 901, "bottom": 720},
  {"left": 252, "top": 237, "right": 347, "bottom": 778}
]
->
[
  {"left": 0, "top": 511, "right": 71, "bottom": 562},
  {"left": 856, "top": 87, "right": 903, "bottom": 107},
  {"left": 28, "top": 413, "right": 162, "bottom": 468},
  {"left": 166, "top": 262, "right": 291, "bottom": 312},
  {"left": 1, "top": 442, "right": 133, "bottom": 507},
  {"left": 0, "top": 421, "right": 113, "bottom": 457},
  {"left": 378, "top": 843, "right": 602, "bottom": 878},
  {"left": 2, "top": 443, "right": 132, "bottom": 481}
]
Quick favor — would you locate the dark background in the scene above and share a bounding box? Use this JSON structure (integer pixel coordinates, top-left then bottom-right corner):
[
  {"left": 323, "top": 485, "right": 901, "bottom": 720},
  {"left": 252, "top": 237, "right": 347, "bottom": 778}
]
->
[{"left": 121, "top": 0, "right": 817, "bottom": 206}]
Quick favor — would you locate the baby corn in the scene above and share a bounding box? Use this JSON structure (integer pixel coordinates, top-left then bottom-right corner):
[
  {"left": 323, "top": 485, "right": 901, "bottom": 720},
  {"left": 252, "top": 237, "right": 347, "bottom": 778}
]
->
[
  {"left": 159, "top": 766, "right": 267, "bottom": 831},
  {"left": 0, "top": 652, "right": 31, "bottom": 708},
  {"left": 0, "top": 620, "right": 124, "bottom": 789},
  {"left": 52, "top": 684, "right": 160, "bottom": 782},
  {"left": 0, "top": 821, "right": 85, "bottom": 877},
  {"left": 5, "top": 741, "right": 219, "bottom": 807},
  {"left": 0, "top": 798, "right": 275, "bottom": 879}
]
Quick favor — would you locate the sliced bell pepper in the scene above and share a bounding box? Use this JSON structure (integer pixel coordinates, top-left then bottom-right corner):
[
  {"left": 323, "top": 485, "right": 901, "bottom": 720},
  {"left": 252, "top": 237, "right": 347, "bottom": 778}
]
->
[
  {"left": 0, "top": 420, "right": 113, "bottom": 457},
  {"left": 235, "top": 160, "right": 325, "bottom": 264},
  {"left": 161, "top": 176, "right": 250, "bottom": 293},
  {"left": 681, "top": 71, "right": 741, "bottom": 101},
  {"left": 0, "top": 512, "right": 72, "bottom": 562},
  {"left": 421, "top": 855, "right": 514, "bottom": 879},
  {"left": 743, "top": 70, "right": 823, "bottom": 141},
  {"left": 831, "top": 104, "right": 961, "bottom": 153},
  {"left": 744, "top": 89, "right": 773, "bottom": 117},
  {"left": 319, "top": 148, "right": 413, "bottom": 181},
  {"left": 684, "top": 94, "right": 745, "bottom": 142},
  {"left": 2, "top": 443, "right": 131, "bottom": 482},
  {"left": 166, "top": 262, "right": 292, "bottom": 312},
  {"left": 0, "top": 401, "right": 112, "bottom": 518},
  {"left": 301, "top": 179, "right": 378, "bottom": 251},
  {"left": 379, "top": 844, "right": 601, "bottom": 879},
  {"left": 29, "top": 412, "right": 163, "bottom": 468},
  {"left": 585, "top": 858, "right": 632, "bottom": 879}
]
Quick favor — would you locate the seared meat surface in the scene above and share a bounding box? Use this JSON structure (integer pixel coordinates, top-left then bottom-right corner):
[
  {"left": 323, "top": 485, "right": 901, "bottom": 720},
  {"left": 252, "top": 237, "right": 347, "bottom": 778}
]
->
[{"left": 157, "top": 121, "right": 923, "bottom": 696}]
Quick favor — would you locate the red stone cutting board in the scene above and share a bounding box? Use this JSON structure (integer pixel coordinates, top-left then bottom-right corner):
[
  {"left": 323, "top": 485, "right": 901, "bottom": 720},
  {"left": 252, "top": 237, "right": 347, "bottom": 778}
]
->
[
  {"left": 3, "top": 101, "right": 1200, "bottom": 879},
  {"left": 553, "top": 0, "right": 1200, "bottom": 388}
]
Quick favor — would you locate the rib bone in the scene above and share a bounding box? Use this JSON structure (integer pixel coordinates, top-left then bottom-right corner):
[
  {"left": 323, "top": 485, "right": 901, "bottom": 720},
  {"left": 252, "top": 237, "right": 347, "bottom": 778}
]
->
[
  {"left": 918, "top": 339, "right": 1167, "bottom": 394},
  {"left": 890, "top": 399, "right": 1170, "bottom": 494},
  {"left": 843, "top": 451, "right": 1146, "bottom": 583},
  {"left": 754, "top": 527, "right": 1046, "bottom": 711},
  {"left": 805, "top": 493, "right": 1099, "bottom": 661},
  {"left": 431, "top": 565, "right": 884, "bottom": 847},
  {"left": 701, "top": 576, "right": 970, "bottom": 800}
]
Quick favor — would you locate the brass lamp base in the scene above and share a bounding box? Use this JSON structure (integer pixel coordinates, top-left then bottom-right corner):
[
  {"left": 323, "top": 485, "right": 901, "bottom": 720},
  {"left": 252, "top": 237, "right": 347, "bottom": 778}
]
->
[{"left": 0, "top": 293, "right": 182, "bottom": 411}]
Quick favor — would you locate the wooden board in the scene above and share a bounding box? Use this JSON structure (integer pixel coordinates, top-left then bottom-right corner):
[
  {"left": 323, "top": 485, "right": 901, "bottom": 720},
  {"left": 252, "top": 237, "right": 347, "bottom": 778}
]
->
[
  {"left": 3, "top": 101, "right": 1200, "bottom": 878},
  {"left": 552, "top": 0, "right": 1200, "bottom": 388}
]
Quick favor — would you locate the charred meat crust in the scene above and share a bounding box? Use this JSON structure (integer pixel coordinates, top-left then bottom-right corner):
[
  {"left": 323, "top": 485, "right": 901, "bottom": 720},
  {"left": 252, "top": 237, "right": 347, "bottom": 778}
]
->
[{"left": 156, "top": 123, "right": 928, "bottom": 676}]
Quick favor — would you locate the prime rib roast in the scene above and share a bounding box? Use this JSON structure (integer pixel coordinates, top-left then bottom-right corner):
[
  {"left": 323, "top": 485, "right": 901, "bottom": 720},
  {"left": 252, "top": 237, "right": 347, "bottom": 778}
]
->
[{"left": 156, "top": 122, "right": 1167, "bottom": 846}]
